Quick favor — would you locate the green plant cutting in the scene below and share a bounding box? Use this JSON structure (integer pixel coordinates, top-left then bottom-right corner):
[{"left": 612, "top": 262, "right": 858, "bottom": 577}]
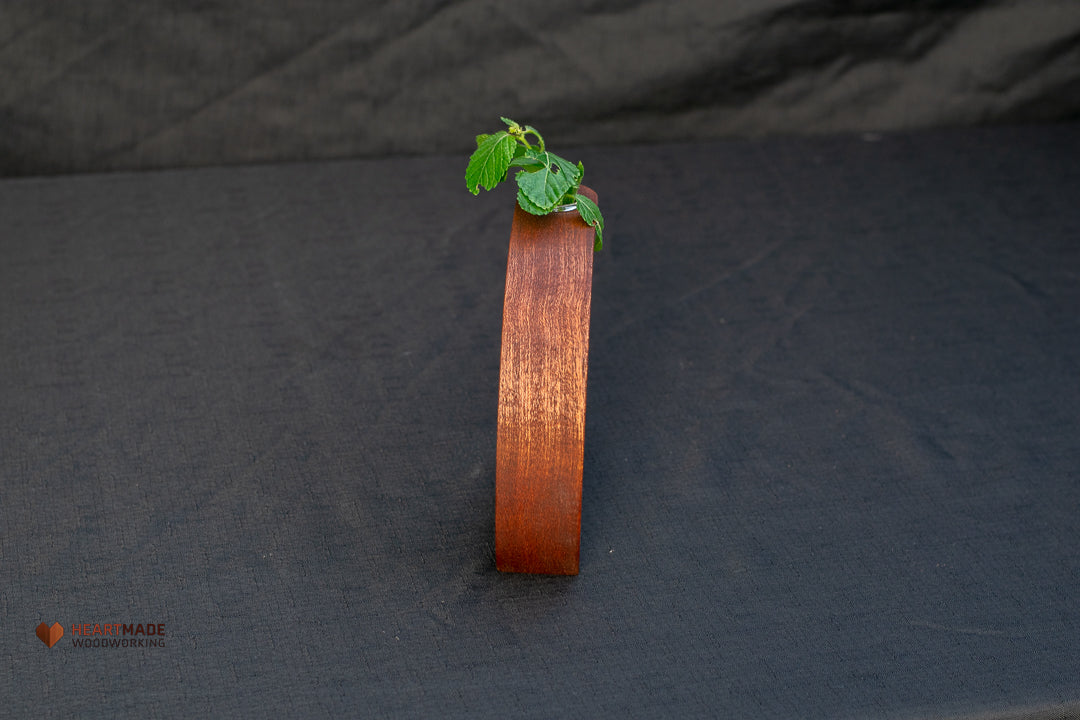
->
[{"left": 466, "top": 118, "right": 604, "bottom": 251}]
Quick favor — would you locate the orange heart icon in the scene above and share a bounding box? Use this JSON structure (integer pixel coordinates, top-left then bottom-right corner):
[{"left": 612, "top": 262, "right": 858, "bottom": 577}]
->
[{"left": 36, "top": 622, "right": 64, "bottom": 648}]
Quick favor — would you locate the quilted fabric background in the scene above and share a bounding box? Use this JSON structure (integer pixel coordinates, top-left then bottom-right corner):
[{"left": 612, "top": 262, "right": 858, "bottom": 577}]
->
[
  {"left": 3, "top": 124, "right": 1079, "bottom": 718},
  {"left": 2, "top": 0, "right": 1079, "bottom": 176}
]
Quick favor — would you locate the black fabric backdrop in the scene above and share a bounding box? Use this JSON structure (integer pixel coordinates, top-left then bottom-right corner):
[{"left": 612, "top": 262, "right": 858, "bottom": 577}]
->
[
  {"left": 2, "top": 0, "right": 1080, "bottom": 177},
  {"left": 2, "top": 123, "right": 1079, "bottom": 718}
]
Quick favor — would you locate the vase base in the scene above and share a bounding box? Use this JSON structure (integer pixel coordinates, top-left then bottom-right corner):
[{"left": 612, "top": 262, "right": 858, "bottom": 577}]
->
[{"left": 494, "top": 186, "right": 597, "bottom": 576}]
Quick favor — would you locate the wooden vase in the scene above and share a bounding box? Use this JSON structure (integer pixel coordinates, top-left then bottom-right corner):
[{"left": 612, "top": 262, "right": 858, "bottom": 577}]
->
[{"left": 495, "top": 186, "right": 598, "bottom": 575}]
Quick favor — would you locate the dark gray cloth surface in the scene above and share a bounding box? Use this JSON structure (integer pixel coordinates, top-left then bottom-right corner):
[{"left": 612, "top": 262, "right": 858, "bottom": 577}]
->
[
  {"left": 3, "top": 1, "right": 1080, "bottom": 177},
  {"left": 2, "top": 124, "right": 1079, "bottom": 719}
]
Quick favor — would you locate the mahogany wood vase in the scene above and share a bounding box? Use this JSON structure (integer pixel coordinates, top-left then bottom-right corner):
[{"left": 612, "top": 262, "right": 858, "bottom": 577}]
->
[{"left": 495, "top": 186, "right": 598, "bottom": 575}]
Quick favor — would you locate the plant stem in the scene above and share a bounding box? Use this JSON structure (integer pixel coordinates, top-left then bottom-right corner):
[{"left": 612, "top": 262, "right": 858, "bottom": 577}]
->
[{"left": 526, "top": 128, "right": 545, "bottom": 153}]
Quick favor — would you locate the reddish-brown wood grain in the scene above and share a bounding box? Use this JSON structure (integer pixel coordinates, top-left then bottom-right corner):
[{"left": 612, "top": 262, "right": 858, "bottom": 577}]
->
[{"left": 495, "top": 186, "right": 597, "bottom": 575}]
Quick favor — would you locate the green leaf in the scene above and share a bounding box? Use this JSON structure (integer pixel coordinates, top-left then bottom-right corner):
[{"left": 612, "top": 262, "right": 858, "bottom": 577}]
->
[
  {"left": 515, "top": 151, "right": 577, "bottom": 211},
  {"left": 466, "top": 131, "right": 516, "bottom": 194},
  {"left": 523, "top": 124, "right": 545, "bottom": 149},
  {"left": 575, "top": 194, "right": 604, "bottom": 251},
  {"left": 466, "top": 121, "right": 602, "bottom": 250},
  {"left": 509, "top": 155, "right": 544, "bottom": 170},
  {"left": 516, "top": 188, "right": 549, "bottom": 215},
  {"left": 501, "top": 143, "right": 529, "bottom": 181}
]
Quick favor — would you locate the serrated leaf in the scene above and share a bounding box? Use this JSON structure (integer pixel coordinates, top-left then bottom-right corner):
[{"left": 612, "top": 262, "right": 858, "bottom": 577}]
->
[
  {"left": 515, "top": 151, "right": 576, "bottom": 211},
  {"left": 575, "top": 194, "right": 604, "bottom": 251},
  {"left": 502, "top": 143, "right": 528, "bottom": 181},
  {"left": 509, "top": 155, "right": 544, "bottom": 170},
  {"left": 575, "top": 194, "right": 601, "bottom": 226},
  {"left": 508, "top": 146, "right": 544, "bottom": 178},
  {"left": 516, "top": 188, "right": 549, "bottom": 215},
  {"left": 475, "top": 133, "right": 490, "bottom": 147},
  {"left": 501, "top": 117, "right": 520, "bottom": 129},
  {"left": 466, "top": 131, "right": 515, "bottom": 194}
]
